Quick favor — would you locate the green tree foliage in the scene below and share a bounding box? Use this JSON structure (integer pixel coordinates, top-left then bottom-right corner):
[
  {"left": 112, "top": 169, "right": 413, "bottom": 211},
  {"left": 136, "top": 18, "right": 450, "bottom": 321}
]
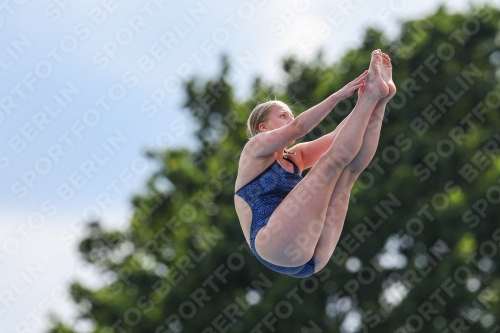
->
[{"left": 48, "top": 4, "right": 500, "bottom": 333}]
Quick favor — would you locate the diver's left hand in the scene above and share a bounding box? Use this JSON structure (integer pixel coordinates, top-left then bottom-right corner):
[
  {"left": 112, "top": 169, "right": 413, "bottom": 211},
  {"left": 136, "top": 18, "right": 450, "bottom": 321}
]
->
[{"left": 335, "top": 70, "right": 368, "bottom": 100}]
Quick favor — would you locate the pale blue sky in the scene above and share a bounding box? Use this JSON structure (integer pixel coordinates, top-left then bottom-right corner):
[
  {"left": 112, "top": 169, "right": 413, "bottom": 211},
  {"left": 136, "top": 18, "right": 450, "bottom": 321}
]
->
[{"left": 0, "top": 0, "right": 496, "bottom": 332}]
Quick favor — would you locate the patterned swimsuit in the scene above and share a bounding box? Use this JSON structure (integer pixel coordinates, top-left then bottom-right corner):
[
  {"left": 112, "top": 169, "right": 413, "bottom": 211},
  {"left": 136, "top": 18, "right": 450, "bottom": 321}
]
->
[{"left": 235, "top": 157, "right": 316, "bottom": 278}]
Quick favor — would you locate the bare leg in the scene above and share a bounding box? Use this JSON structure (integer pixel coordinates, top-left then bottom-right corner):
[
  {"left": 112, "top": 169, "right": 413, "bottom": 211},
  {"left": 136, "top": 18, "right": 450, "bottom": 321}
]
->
[
  {"left": 342, "top": 52, "right": 395, "bottom": 175},
  {"left": 312, "top": 99, "right": 389, "bottom": 271},
  {"left": 313, "top": 53, "right": 397, "bottom": 271},
  {"left": 255, "top": 50, "right": 388, "bottom": 267}
]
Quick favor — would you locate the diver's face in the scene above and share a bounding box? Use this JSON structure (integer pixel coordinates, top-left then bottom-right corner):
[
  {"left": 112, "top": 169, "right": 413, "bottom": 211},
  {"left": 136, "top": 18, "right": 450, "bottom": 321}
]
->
[
  {"left": 259, "top": 105, "right": 294, "bottom": 131},
  {"left": 258, "top": 105, "right": 296, "bottom": 146}
]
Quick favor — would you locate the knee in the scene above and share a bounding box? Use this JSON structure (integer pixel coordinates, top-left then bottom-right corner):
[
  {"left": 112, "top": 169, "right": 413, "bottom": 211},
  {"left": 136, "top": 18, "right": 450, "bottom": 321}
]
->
[
  {"left": 320, "top": 149, "right": 356, "bottom": 172},
  {"left": 342, "top": 166, "right": 362, "bottom": 183}
]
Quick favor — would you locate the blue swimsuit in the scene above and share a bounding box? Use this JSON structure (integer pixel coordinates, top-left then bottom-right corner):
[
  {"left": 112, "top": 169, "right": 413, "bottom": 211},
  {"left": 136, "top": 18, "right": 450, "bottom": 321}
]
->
[{"left": 235, "top": 157, "right": 316, "bottom": 278}]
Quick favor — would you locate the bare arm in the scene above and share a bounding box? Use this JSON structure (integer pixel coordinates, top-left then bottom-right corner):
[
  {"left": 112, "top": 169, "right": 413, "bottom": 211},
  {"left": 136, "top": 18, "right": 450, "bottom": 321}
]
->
[
  {"left": 293, "top": 93, "right": 344, "bottom": 136},
  {"left": 292, "top": 112, "right": 353, "bottom": 170},
  {"left": 247, "top": 70, "right": 368, "bottom": 158}
]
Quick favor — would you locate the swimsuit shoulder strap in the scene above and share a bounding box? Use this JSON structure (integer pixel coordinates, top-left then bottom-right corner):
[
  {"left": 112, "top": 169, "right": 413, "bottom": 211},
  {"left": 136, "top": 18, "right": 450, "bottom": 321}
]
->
[{"left": 283, "top": 156, "right": 300, "bottom": 174}]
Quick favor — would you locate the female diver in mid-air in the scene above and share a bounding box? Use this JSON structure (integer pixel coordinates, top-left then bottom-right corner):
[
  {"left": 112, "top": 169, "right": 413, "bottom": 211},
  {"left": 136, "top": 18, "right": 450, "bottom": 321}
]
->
[{"left": 234, "top": 49, "right": 397, "bottom": 278}]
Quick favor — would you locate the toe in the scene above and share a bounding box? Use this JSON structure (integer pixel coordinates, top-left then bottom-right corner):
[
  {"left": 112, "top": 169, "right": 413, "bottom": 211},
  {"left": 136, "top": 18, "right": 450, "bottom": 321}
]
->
[{"left": 371, "top": 50, "right": 381, "bottom": 62}]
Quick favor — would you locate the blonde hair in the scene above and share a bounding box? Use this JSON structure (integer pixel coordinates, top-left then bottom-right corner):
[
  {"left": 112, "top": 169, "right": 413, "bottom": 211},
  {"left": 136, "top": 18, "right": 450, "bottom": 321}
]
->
[{"left": 246, "top": 100, "right": 296, "bottom": 155}]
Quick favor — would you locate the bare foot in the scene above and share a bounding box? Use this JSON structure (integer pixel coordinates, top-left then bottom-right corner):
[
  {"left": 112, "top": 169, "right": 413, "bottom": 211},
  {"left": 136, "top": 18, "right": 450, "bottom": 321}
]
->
[
  {"left": 379, "top": 53, "right": 396, "bottom": 102},
  {"left": 361, "top": 49, "right": 389, "bottom": 100}
]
